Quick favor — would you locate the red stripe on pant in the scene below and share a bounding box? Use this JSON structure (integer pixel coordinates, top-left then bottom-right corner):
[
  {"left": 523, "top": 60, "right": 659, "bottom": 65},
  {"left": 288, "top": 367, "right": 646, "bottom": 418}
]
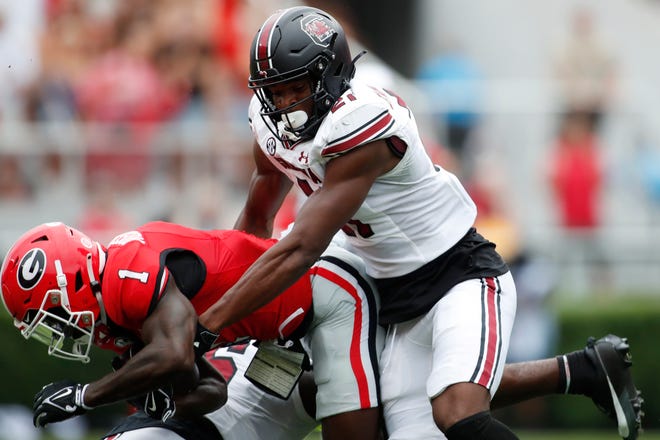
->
[
  {"left": 477, "top": 277, "right": 499, "bottom": 388},
  {"left": 315, "top": 266, "right": 372, "bottom": 408}
]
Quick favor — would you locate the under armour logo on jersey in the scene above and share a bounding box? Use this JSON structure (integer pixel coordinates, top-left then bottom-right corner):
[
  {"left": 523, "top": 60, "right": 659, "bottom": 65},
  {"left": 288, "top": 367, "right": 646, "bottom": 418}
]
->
[
  {"left": 266, "top": 137, "right": 277, "bottom": 156},
  {"left": 18, "top": 248, "right": 46, "bottom": 290},
  {"left": 299, "top": 151, "right": 309, "bottom": 164}
]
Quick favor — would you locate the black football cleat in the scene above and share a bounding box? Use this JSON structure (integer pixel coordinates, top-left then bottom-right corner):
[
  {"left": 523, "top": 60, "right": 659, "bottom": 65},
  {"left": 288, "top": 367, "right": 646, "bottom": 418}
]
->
[{"left": 584, "top": 334, "right": 644, "bottom": 440}]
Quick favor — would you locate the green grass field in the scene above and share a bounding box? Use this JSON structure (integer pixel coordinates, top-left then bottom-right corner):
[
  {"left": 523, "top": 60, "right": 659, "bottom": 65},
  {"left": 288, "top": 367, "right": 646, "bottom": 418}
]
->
[
  {"left": 302, "top": 431, "right": 657, "bottom": 440},
  {"left": 506, "top": 432, "right": 657, "bottom": 440},
  {"left": 40, "top": 431, "right": 659, "bottom": 440},
  {"left": 306, "top": 429, "right": 660, "bottom": 440}
]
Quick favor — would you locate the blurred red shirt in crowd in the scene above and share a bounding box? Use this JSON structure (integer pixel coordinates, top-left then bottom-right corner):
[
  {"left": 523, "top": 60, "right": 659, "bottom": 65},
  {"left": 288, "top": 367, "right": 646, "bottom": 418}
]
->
[{"left": 548, "top": 112, "right": 603, "bottom": 229}]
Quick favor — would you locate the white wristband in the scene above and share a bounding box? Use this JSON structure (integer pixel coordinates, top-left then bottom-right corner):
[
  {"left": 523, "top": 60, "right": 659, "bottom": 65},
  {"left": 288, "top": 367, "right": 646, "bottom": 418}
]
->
[{"left": 77, "top": 383, "right": 95, "bottom": 410}]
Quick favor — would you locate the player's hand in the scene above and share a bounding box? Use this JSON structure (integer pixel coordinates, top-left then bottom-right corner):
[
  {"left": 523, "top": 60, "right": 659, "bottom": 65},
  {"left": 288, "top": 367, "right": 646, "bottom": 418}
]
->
[
  {"left": 141, "top": 385, "right": 176, "bottom": 422},
  {"left": 125, "top": 387, "right": 175, "bottom": 421},
  {"left": 33, "top": 380, "right": 92, "bottom": 427}
]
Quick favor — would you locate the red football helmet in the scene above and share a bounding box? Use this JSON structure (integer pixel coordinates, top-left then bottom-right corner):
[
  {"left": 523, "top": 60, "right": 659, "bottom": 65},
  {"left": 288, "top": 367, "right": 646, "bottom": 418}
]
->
[{"left": 0, "top": 222, "right": 106, "bottom": 363}]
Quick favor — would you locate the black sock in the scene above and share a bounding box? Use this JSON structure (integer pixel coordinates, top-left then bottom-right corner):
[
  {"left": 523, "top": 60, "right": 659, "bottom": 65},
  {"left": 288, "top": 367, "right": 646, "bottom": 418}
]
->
[
  {"left": 556, "top": 349, "right": 596, "bottom": 395},
  {"left": 445, "top": 411, "right": 519, "bottom": 440}
]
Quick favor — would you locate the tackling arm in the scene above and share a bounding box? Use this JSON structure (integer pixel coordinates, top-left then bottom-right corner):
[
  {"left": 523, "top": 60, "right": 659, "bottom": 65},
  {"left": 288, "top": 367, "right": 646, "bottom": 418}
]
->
[{"left": 200, "top": 140, "right": 400, "bottom": 334}]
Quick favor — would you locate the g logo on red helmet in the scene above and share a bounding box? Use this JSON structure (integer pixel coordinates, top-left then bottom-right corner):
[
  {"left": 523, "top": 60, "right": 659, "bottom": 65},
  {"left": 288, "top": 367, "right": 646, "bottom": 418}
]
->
[{"left": 17, "top": 248, "right": 46, "bottom": 290}]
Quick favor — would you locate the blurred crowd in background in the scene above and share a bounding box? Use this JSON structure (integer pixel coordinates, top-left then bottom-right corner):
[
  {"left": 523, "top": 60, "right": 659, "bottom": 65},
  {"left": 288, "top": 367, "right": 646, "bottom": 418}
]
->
[
  {"left": 1, "top": 0, "right": 660, "bottom": 437},
  {"left": 0, "top": 0, "right": 267, "bottom": 241}
]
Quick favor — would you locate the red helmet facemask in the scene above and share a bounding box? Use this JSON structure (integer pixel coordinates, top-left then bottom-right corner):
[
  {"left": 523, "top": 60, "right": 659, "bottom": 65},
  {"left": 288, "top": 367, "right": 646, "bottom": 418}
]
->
[{"left": 1, "top": 222, "right": 106, "bottom": 363}]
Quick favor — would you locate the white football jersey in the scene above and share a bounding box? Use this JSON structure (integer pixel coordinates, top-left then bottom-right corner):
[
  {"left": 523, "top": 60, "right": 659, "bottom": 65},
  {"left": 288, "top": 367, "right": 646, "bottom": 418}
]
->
[
  {"left": 249, "top": 78, "right": 477, "bottom": 279},
  {"left": 205, "top": 342, "right": 318, "bottom": 440}
]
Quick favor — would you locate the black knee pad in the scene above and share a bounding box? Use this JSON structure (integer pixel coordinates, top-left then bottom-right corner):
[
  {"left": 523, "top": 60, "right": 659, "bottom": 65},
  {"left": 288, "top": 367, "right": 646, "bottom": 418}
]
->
[{"left": 445, "top": 411, "right": 519, "bottom": 440}]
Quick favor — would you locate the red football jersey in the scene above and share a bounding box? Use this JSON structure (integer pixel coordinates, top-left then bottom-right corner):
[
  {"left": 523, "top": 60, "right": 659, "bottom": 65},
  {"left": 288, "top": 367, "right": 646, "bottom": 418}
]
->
[{"left": 102, "top": 221, "right": 313, "bottom": 345}]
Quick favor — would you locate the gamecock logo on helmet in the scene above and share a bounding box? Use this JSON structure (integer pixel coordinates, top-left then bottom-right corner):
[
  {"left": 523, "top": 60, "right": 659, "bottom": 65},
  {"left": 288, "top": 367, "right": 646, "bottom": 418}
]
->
[{"left": 301, "top": 16, "right": 334, "bottom": 46}]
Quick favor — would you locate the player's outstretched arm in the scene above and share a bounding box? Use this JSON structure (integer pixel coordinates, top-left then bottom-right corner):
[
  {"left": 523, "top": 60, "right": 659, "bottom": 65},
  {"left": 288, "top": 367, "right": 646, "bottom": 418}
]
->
[{"left": 200, "top": 140, "right": 397, "bottom": 334}]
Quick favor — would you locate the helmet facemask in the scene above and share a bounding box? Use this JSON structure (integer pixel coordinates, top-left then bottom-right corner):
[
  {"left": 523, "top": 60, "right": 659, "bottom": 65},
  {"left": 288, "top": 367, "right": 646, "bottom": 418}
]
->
[
  {"left": 252, "top": 52, "right": 339, "bottom": 142},
  {"left": 16, "top": 259, "right": 96, "bottom": 363},
  {"left": 248, "top": 7, "right": 357, "bottom": 143}
]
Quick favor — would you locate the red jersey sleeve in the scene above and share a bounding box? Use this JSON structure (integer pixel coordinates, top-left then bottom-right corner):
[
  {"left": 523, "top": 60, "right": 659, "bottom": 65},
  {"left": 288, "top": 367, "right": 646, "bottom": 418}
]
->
[{"left": 103, "top": 240, "right": 169, "bottom": 332}]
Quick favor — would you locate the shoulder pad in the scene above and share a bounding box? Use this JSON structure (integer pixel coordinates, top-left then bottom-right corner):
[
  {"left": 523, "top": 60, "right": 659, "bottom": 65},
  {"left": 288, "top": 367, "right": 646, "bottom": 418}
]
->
[{"left": 319, "top": 86, "right": 395, "bottom": 158}]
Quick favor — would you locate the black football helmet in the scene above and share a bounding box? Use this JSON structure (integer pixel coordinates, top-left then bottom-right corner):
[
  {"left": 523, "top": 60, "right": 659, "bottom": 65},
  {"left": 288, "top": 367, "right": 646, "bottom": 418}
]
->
[{"left": 248, "top": 6, "right": 358, "bottom": 141}]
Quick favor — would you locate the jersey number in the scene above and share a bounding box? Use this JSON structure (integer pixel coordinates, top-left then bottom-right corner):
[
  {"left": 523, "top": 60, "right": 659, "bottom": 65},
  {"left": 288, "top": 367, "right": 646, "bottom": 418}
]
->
[
  {"left": 332, "top": 87, "right": 410, "bottom": 117},
  {"left": 206, "top": 344, "right": 249, "bottom": 384},
  {"left": 117, "top": 269, "right": 149, "bottom": 283}
]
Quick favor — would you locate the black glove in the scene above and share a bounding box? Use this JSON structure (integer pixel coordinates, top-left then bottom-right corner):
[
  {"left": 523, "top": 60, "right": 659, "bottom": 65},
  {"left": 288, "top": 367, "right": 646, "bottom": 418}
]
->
[
  {"left": 140, "top": 385, "right": 176, "bottom": 422},
  {"left": 33, "top": 380, "right": 93, "bottom": 427},
  {"left": 194, "top": 321, "right": 219, "bottom": 358}
]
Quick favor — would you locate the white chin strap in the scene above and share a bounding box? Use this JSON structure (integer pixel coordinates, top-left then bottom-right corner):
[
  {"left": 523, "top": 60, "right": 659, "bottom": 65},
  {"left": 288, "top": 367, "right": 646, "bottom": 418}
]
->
[
  {"left": 277, "top": 110, "right": 308, "bottom": 141},
  {"left": 86, "top": 249, "right": 109, "bottom": 333}
]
